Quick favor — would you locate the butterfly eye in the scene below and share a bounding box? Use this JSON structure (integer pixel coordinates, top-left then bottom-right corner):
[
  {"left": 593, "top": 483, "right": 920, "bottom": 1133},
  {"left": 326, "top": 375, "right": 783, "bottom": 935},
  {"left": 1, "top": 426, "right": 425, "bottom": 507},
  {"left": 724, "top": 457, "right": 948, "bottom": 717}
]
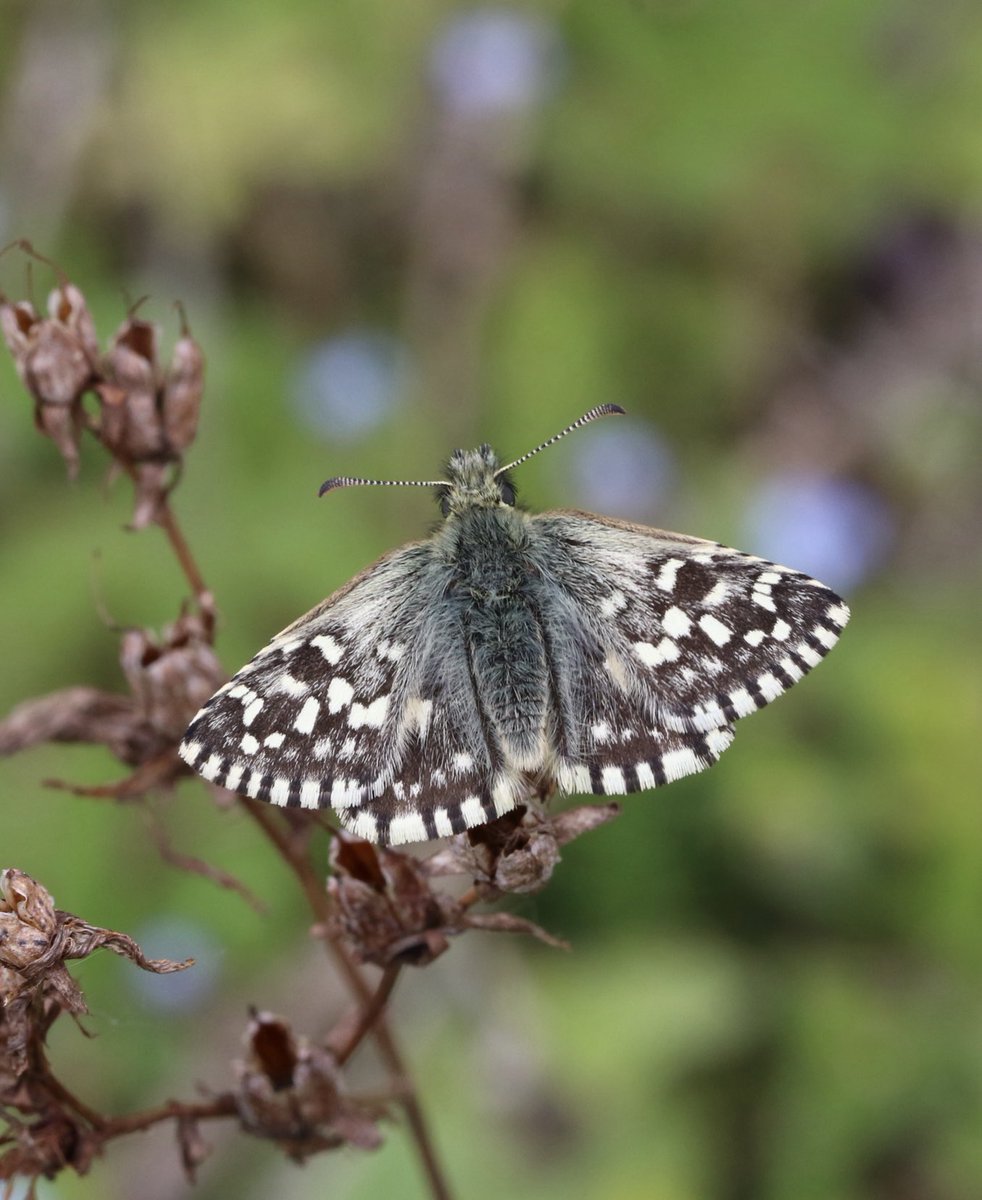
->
[
  {"left": 498, "top": 478, "right": 517, "bottom": 506},
  {"left": 436, "top": 485, "right": 452, "bottom": 516}
]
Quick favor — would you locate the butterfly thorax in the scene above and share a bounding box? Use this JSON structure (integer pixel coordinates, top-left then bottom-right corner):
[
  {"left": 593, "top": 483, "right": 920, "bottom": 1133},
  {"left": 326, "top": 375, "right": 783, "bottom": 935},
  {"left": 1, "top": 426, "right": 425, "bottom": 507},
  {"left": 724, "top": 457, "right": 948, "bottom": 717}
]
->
[{"left": 437, "top": 504, "right": 530, "bottom": 594}]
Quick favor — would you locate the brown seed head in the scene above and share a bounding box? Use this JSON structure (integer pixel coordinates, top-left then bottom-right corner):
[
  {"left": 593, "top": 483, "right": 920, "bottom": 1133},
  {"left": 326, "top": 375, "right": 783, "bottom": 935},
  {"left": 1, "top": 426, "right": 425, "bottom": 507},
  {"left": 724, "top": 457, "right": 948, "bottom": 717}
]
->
[{"left": 235, "top": 1009, "right": 384, "bottom": 1159}]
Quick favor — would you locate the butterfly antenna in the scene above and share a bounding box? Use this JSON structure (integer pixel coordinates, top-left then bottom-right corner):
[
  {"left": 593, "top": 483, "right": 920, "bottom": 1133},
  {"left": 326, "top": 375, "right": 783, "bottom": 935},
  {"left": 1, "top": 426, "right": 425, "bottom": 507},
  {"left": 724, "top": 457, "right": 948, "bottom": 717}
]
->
[
  {"left": 319, "top": 475, "right": 450, "bottom": 497},
  {"left": 494, "top": 403, "right": 626, "bottom": 477}
]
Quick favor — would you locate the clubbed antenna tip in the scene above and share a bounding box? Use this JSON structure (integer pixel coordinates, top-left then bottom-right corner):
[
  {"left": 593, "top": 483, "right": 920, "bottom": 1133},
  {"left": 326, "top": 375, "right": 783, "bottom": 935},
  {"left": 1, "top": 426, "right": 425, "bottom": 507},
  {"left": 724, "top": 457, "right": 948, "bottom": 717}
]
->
[{"left": 494, "top": 403, "right": 626, "bottom": 477}]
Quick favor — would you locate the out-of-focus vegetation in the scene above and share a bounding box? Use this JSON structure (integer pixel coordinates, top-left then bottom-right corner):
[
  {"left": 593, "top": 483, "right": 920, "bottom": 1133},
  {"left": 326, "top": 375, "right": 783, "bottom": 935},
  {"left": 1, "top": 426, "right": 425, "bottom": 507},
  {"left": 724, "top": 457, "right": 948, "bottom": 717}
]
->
[{"left": 1, "top": 0, "right": 980, "bottom": 1197}]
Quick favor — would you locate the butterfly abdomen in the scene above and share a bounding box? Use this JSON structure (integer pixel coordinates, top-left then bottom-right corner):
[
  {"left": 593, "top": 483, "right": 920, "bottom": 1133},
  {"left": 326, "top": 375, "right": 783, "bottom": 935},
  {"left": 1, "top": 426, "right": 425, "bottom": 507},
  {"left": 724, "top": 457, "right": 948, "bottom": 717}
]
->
[{"left": 465, "top": 603, "right": 548, "bottom": 768}]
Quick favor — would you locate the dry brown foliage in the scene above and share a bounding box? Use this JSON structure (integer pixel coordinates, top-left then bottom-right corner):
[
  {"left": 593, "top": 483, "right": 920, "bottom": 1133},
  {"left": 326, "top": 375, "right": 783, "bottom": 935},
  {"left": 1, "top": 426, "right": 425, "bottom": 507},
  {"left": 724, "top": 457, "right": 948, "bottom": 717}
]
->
[{"left": 0, "top": 247, "right": 620, "bottom": 1198}]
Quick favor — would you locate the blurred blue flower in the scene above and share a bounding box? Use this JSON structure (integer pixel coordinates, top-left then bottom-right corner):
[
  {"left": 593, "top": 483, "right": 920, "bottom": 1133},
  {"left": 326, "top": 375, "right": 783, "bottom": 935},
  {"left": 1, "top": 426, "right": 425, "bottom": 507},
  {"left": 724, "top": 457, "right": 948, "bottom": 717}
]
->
[
  {"left": 127, "top": 916, "right": 222, "bottom": 1015},
  {"left": 429, "top": 9, "right": 563, "bottom": 117},
  {"left": 565, "top": 419, "right": 676, "bottom": 520},
  {"left": 291, "top": 329, "right": 407, "bottom": 441},
  {"left": 743, "top": 474, "right": 893, "bottom": 592}
]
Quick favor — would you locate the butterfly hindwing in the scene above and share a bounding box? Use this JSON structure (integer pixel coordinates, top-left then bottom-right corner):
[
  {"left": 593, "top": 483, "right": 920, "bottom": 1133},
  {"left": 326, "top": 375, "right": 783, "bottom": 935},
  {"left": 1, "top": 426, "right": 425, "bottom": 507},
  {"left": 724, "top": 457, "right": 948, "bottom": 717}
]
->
[{"left": 334, "top": 693, "right": 520, "bottom": 845}]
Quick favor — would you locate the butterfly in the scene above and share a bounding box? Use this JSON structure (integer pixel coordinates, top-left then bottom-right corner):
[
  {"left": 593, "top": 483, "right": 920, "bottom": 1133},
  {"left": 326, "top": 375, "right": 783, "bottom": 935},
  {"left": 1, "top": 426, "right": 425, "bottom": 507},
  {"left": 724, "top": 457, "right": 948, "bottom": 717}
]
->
[{"left": 179, "top": 405, "right": 850, "bottom": 844}]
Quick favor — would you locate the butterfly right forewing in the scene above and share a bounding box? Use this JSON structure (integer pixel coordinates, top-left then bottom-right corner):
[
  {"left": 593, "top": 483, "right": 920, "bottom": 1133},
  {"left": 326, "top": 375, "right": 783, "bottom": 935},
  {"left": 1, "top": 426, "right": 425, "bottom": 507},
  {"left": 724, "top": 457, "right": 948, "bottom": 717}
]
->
[{"left": 528, "top": 510, "right": 849, "bottom": 793}]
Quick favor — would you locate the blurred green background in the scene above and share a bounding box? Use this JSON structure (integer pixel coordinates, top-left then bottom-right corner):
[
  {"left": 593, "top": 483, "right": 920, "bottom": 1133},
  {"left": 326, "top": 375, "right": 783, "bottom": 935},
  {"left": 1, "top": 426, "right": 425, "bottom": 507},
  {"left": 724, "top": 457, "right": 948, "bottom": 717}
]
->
[{"left": 1, "top": 1, "right": 981, "bottom": 1198}]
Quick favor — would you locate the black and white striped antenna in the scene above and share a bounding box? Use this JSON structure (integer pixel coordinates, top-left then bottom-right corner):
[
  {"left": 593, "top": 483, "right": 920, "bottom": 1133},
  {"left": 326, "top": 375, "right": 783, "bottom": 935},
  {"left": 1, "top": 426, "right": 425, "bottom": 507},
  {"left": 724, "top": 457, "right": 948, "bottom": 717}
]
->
[
  {"left": 494, "top": 404, "right": 625, "bottom": 477},
  {"left": 319, "top": 474, "right": 449, "bottom": 497}
]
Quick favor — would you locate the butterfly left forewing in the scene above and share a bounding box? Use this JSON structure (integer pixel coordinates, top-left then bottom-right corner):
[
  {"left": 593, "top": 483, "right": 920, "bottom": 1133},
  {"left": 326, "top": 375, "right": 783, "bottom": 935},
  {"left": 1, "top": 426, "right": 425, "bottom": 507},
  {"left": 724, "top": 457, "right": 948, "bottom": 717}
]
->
[
  {"left": 180, "top": 541, "right": 441, "bottom": 813},
  {"left": 180, "top": 540, "right": 529, "bottom": 845}
]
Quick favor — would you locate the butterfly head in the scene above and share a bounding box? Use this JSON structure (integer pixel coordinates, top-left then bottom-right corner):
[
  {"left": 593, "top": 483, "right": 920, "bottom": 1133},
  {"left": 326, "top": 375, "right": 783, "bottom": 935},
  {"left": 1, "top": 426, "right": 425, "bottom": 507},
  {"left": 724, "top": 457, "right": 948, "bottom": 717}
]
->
[{"left": 436, "top": 445, "right": 517, "bottom": 518}]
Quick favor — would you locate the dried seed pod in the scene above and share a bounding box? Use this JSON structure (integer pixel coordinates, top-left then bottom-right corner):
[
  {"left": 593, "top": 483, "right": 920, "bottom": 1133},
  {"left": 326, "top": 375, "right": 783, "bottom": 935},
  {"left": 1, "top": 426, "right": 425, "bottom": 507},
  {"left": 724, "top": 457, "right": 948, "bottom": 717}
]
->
[
  {"left": 326, "top": 838, "right": 457, "bottom": 967},
  {"left": 247, "top": 1008, "right": 299, "bottom": 1091},
  {"left": 96, "top": 311, "right": 205, "bottom": 525},
  {"left": 46, "top": 280, "right": 99, "bottom": 364},
  {"left": 326, "top": 833, "right": 566, "bottom": 963},
  {"left": 235, "top": 1010, "right": 384, "bottom": 1158},
  {"left": 128, "top": 459, "right": 173, "bottom": 530},
  {"left": 120, "top": 611, "right": 226, "bottom": 742},
  {"left": 162, "top": 310, "right": 204, "bottom": 453},
  {"left": 0, "top": 868, "right": 59, "bottom": 971},
  {"left": 425, "top": 801, "right": 621, "bottom": 894},
  {"left": 0, "top": 296, "right": 39, "bottom": 360},
  {"left": 1, "top": 252, "right": 206, "bottom": 520},
  {"left": 0, "top": 868, "right": 191, "bottom": 1016},
  {"left": 0, "top": 282, "right": 99, "bottom": 478},
  {"left": 0, "top": 608, "right": 224, "bottom": 802},
  {"left": 98, "top": 314, "right": 167, "bottom": 462}
]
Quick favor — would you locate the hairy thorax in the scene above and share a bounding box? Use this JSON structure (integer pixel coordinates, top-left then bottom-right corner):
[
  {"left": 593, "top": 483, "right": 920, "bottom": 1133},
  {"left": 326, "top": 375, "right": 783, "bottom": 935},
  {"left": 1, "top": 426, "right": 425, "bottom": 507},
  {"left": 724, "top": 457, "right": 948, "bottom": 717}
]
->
[{"left": 440, "top": 506, "right": 531, "bottom": 597}]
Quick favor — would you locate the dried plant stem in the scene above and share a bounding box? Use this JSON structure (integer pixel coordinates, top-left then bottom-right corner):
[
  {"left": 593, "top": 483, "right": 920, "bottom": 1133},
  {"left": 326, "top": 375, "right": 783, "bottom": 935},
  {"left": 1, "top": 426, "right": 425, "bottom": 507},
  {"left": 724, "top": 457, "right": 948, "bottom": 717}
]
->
[
  {"left": 334, "top": 962, "right": 403, "bottom": 1067},
  {"left": 241, "top": 799, "right": 454, "bottom": 1200},
  {"left": 40, "top": 1069, "right": 109, "bottom": 1131},
  {"left": 144, "top": 808, "right": 267, "bottom": 915},
  {"left": 153, "top": 496, "right": 212, "bottom": 614},
  {"left": 92, "top": 1094, "right": 238, "bottom": 1140},
  {"left": 105, "top": 458, "right": 202, "bottom": 599}
]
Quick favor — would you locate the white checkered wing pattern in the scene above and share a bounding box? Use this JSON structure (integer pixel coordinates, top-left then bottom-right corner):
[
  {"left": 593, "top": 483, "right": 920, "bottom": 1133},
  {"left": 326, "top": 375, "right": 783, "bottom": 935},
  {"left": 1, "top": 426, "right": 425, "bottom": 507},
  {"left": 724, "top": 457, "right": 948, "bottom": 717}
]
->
[
  {"left": 180, "top": 509, "right": 849, "bottom": 845},
  {"left": 179, "top": 541, "right": 509, "bottom": 844},
  {"left": 527, "top": 511, "right": 849, "bottom": 798}
]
